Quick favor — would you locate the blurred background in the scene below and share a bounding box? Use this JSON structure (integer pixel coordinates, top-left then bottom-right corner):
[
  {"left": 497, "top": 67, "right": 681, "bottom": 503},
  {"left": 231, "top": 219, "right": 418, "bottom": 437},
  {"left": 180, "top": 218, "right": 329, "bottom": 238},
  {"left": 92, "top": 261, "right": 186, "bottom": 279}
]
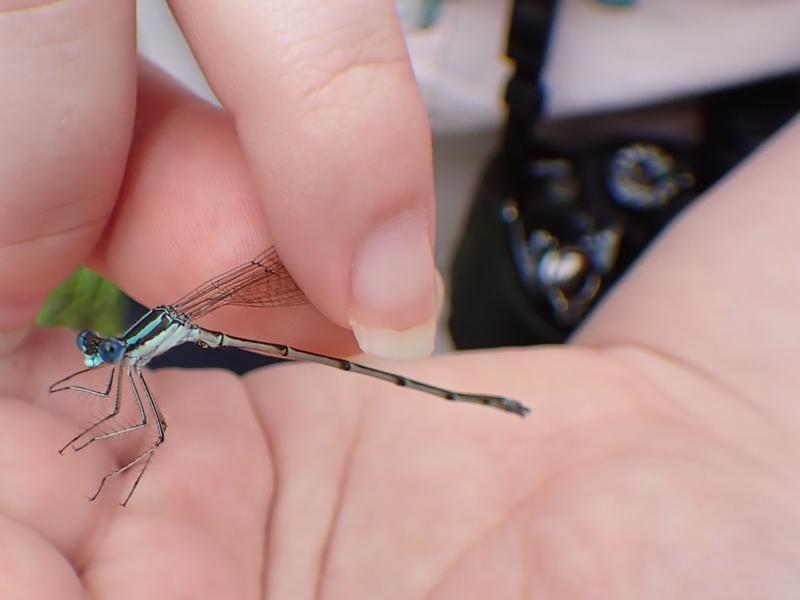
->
[{"left": 41, "top": 0, "right": 800, "bottom": 366}]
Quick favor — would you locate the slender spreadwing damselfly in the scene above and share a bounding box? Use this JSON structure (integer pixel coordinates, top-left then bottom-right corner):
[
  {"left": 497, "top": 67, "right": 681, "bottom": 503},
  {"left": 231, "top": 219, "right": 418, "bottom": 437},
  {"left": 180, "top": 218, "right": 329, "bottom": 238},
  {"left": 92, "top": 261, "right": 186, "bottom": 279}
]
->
[{"left": 49, "top": 248, "right": 530, "bottom": 505}]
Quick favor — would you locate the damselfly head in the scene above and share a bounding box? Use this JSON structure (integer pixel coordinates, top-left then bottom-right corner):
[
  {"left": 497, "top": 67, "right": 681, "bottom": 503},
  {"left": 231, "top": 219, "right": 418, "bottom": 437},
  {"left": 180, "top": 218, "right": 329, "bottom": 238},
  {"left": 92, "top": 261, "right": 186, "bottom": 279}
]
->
[{"left": 76, "top": 330, "right": 125, "bottom": 367}]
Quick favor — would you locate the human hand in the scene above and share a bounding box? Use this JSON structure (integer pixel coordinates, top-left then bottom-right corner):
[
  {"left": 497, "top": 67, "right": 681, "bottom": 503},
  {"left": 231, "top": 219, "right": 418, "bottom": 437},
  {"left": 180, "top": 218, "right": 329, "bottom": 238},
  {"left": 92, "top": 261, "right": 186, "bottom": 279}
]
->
[
  {"left": 1, "top": 0, "right": 439, "bottom": 359},
  {"left": 6, "top": 254, "right": 800, "bottom": 599},
  {"left": 3, "top": 2, "right": 800, "bottom": 599}
]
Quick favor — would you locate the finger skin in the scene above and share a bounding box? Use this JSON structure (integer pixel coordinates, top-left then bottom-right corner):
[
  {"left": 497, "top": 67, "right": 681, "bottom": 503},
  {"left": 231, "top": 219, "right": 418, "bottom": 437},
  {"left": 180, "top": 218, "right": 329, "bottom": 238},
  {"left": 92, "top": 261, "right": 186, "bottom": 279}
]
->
[
  {"left": 94, "top": 62, "right": 359, "bottom": 355},
  {"left": 167, "top": 0, "right": 438, "bottom": 337},
  {"left": 0, "top": 0, "right": 136, "bottom": 331},
  {"left": 0, "top": 516, "right": 83, "bottom": 600},
  {"left": 7, "top": 318, "right": 800, "bottom": 596}
]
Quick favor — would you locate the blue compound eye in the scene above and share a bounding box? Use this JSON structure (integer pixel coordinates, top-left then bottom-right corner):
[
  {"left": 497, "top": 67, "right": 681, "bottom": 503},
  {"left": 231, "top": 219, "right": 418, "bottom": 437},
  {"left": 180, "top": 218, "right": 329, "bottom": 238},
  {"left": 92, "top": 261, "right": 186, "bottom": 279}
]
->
[
  {"left": 98, "top": 339, "right": 125, "bottom": 364},
  {"left": 76, "top": 330, "right": 97, "bottom": 354}
]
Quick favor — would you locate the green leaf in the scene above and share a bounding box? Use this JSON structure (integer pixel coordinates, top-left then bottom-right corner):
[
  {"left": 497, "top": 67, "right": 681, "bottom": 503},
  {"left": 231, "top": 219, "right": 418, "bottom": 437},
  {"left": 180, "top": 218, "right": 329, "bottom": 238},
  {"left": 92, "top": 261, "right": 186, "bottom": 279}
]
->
[{"left": 36, "top": 267, "right": 126, "bottom": 337}]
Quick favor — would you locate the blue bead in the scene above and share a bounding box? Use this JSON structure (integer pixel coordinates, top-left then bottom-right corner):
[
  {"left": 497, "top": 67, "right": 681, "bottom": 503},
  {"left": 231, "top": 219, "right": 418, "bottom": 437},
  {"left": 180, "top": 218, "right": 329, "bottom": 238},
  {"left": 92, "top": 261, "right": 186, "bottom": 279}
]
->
[{"left": 597, "top": 0, "right": 635, "bottom": 6}]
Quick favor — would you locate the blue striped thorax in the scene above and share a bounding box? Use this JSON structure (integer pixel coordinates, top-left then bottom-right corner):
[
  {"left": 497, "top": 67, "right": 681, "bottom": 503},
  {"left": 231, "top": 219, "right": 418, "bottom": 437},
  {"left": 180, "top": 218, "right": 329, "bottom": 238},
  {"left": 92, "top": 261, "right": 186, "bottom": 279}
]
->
[{"left": 76, "top": 306, "right": 195, "bottom": 368}]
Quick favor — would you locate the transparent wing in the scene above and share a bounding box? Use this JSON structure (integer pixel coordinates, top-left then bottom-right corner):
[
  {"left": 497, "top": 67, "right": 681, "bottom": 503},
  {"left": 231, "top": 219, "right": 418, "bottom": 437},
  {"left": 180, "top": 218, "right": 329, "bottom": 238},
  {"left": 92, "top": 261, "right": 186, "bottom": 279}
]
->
[{"left": 169, "top": 248, "right": 308, "bottom": 320}]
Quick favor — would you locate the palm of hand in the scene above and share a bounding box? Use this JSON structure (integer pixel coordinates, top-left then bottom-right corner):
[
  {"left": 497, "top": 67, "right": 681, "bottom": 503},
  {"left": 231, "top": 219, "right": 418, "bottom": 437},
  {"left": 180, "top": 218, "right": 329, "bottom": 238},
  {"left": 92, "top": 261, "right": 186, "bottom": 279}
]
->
[
  {"left": 3, "top": 331, "right": 798, "bottom": 599},
  {"left": 4, "top": 2, "right": 800, "bottom": 596}
]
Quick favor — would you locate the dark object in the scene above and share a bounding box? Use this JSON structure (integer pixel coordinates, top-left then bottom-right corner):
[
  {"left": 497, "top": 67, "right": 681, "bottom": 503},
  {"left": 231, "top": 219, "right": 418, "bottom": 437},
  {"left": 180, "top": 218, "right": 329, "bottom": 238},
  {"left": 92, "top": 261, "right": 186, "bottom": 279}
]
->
[{"left": 449, "top": 0, "right": 800, "bottom": 349}]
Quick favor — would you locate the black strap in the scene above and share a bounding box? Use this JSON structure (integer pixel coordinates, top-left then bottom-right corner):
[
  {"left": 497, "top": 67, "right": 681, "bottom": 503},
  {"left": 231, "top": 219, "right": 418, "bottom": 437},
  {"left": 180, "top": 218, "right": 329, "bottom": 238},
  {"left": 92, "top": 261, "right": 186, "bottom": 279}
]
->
[
  {"left": 448, "top": 2, "right": 800, "bottom": 349},
  {"left": 503, "top": 0, "right": 557, "bottom": 155}
]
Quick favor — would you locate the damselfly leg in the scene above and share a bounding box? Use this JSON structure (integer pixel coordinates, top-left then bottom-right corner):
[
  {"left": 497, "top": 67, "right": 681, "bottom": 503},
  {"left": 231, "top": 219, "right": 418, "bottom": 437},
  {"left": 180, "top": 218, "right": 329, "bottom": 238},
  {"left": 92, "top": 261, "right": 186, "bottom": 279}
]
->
[
  {"left": 50, "top": 363, "right": 167, "bottom": 505},
  {"left": 88, "top": 366, "right": 166, "bottom": 506},
  {"left": 49, "top": 366, "right": 118, "bottom": 453},
  {"left": 72, "top": 367, "right": 148, "bottom": 451},
  {"left": 48, "top": 365, "right": 115, "bottom": 399}
]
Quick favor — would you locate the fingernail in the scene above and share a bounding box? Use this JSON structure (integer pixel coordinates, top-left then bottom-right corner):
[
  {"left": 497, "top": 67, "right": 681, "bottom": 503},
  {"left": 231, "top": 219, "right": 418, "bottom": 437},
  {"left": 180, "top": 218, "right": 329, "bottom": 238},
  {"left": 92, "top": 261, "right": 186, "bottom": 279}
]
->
[
  {"left": 0, "top": 326, "right": 31, "bottom": 355},
  {"left": 351, "top": 271, "right": 445, "bottom": 359},
  {"left": 349, "top": 211, "right": 439, "bottom": 359}
]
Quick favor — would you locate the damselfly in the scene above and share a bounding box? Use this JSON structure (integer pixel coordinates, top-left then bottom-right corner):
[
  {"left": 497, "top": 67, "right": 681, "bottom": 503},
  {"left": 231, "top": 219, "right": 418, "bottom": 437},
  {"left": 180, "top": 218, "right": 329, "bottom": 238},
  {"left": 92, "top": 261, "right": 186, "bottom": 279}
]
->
[{"left": 50, "top": 248, "right": 529, "bottom": 505}]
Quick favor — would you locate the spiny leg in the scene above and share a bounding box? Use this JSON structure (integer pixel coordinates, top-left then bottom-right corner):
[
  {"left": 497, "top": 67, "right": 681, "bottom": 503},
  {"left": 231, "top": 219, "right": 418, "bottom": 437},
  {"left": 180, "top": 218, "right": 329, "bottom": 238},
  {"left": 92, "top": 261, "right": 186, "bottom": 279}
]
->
[
  {"left": 89, "top": 448, "right": 155, "bottom": 504},
  {"left": 73, "top": 366, "right": 149, "bottom": 451},
  {"left": 49, "top": 366, "right": 114, "bottom": 397},
  {"left": 55, "top": 367, "right": 119, "bottom": 454},
  {"left": 122, "top": 367, "right": 167, "bottom": 506},
  {"left": 90, "top": 367, "right": 166, "bottom": 506},
  {"left": 138, "top": 366, "right": 167, "bottom": 433}
]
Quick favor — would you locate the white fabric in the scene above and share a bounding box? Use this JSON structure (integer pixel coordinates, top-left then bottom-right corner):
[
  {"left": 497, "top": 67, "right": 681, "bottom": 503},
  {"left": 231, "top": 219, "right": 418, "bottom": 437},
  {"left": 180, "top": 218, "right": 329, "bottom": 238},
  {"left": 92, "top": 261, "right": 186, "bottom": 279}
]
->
[
  {"left": 405, "top": 0, "right": 514, "bottom": 133},
  {"left": 136, "top": 0, "right": 800, "bottom": 132},
  {"left": 406, "top": 0, "right": 800, "bottom": 130},
  {"left": 544, "top": 0, "right": 800, "bottom": 117}
]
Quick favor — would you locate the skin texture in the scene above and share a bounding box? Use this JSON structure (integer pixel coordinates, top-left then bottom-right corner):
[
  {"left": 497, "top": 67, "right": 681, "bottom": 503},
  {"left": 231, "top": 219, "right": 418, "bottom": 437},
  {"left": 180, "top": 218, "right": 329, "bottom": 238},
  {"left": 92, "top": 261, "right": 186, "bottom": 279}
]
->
[{"left": 2, "top": 1, "right": 800, "bottom": 598}]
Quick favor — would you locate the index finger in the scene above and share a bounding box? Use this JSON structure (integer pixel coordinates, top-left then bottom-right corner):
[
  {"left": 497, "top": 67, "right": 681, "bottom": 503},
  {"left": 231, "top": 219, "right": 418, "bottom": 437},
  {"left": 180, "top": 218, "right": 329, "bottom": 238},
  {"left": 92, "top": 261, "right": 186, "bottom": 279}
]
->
[
  {"left": 168, "top": 0, "right": 439, "bottom": 359},
  {"left": 0, "top": 0, "right": 136, "bottom": 351}
]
